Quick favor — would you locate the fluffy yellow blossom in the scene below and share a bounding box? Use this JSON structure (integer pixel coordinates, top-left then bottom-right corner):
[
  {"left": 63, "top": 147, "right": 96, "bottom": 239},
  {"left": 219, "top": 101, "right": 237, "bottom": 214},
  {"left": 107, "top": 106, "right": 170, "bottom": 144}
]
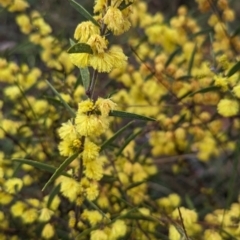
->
[
  {"left": 104, "top": 6, "right": 131, "bottom": 35},
  {"left": 58, "top": 120, "right": 78, "bottom": 140},
  {"left": 82, "top": 140, "right": 100, "bottom": 162},
  {"left": 214, "top": 75, "right": 228, "bottom": 91},
  {"left": 78, "top": 99, "right": 95, "bottom": 114},
  {"left": 41, "top": 223, "right": 55, "bottom": 239},
  {"left": 217, "top": 99, "right": 239, "bottom": 117},
  {"left": 74, "top": 21, "right": 100, "bottom": 43},
  {"left": 4, "top": 178, "right": 23, "bottom": 194},
  {"left": 60, "top": 176, "right": 80, "bottom": 202},
  {"left": 87, "top": 34, "right": 108, "bottom": 54},
  {"left": 84, "top": 160, "right": 104, "bottom": 180},
  {"left": 82, "top": 209, "right": 103, "bottom": 226},
  {"left": 85, "top": 182, "right": 99, "bottom": 200},
  {"left": 109, "top": 220, "right": 127, "bottom": 239},
  {"left": 169, "top": 224, "right": 181, "bottom": 240},
  {"left": 95, "top": 98, "right": 117, "bottom": 116},
  {"left": 58, "top": 138, "right": 79, "bottom": 157},
  {"left": 69, "top": 52, "right": 90, "bottom": 68},
  {"left": 0, "top": 192, "right": 13, "bottom": 205},
  {"left": 75, "top": 114, "right": 108, "bottom": 137}
]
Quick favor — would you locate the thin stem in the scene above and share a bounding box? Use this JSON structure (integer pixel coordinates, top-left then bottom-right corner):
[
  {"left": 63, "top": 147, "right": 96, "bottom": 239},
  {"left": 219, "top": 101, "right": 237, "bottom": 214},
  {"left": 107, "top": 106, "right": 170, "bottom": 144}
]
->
[{"left": 87, "top": 69, "right": 98, "bottom": 100}]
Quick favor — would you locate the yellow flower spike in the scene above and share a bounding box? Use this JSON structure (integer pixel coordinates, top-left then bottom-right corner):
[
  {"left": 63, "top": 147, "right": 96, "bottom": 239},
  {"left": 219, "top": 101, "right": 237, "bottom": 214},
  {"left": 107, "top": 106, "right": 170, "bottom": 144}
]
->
[
  {"left": 217, "top": 99, "right": 239, "bottom": 117},
  {"left": 74, "top": 21, "right": 100, "bottom": 43}
]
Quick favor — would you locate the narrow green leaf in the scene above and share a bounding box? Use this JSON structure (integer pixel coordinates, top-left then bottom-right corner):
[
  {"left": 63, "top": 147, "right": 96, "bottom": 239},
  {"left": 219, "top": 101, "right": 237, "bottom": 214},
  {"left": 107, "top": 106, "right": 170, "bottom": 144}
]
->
[
  {"left": 86, "top": 200, "right": 110, "bottom": 221},
  {"left": 12, "top": 159, "right": 70, "bottom": 177},
  {"left": 47, "top": 184, "right": 61, "bottom": 209},
  {"left": 69, "top": 38, "right": 76, "bottom": 47},
  {"left": 188, "top": 86, "right": 220, "bottom": 97},
  {"left": 227, "top": 61, "right": 240, "bottom": 78},
  {"left": 100, "top": 121, "right": 134, "bottom": 152},
  {"left": 125, "top": 180, "right": 146, "bottom": 191},
  {"left": 165, "top": 47, "right": 181, "bottom": 67},
  {"left": 12, "top": 162, "right": 22, "bottom": 177},
  {"left": 69, "top": 0, "right": 99, "bottom": 27},
  {"left": 42, "top": 152, "right": 79, "bottom": 191},
  {"left": 67, "top": 43, "right": 93, "bottom": 54},
  {"left": 46, "top": 80, "right": 76, "bottom": 118},
  {"left": 80, "top": 67, "right": 90, "bottom": 90},
  {"left": 109, "top": 110, "right": 155, "bottom": 121},
  {"left": 119, "top": 1, "right": 133, "bottom": 10},
  {"left": 188, "top": 43, "right": 197, "bottom": 75},
  {"left": 116, "top": 129, "right": 142, "bottom": 156}
]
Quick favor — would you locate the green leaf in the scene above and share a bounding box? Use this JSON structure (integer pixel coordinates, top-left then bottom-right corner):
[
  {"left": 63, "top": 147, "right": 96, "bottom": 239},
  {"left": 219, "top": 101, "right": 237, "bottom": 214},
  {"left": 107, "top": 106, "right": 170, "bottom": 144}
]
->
[
  {"left": 109, "top": 110, "right": 155, "bottom": 121},
  {"left": 12, "top": 159, "right": 71, "bottom": 177},
  {"left": 165, "top": 47, "right": 182, "bottom": 67},
  {"left": 42, "top": 152, "right": 79, "bottom": 191},
  {"left": 116, "top": 129, "right": 142, "bottom": 156},
  {"left": 69, "top": 0, "right": 99, "bottom": 27},
  {"left": 46, "top": 80, "right": 76, "bottom": 118},
  {"left": 80, "top": 67, "right": 90, "bottom": 90},
  {"left": 119, "top": 1, "right": 133, "bottom": 10},
  {"left": 100, "top": 121, "right": 134, "bottom": 152},
  {"left": 227, "top": 61, "right": 240, "bottom": 78},
  {"left": 67, "top": 43, "right": 93, "bottom": 54},
  {"left": 188, "top": 43, "right": 197, "bottom": 75},
  {"left": 86, "top": 199, "right": 110, "bottom": 221},
  {"left": 125, "top": 180, "right": 146, "bottom": 191},
  {"left": 47, "top": 184, "right": 61, "bottom": 209},
  {"left": 69, "top": 38, "right": 76, "bottom": 47}
]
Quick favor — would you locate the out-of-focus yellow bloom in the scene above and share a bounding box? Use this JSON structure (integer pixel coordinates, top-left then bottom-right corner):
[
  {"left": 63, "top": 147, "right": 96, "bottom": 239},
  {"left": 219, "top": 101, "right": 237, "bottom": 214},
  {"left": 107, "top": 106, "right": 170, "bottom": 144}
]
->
[
  {"left": 203, "top": 229, "right": 222, "bottom": 240},
  {"left": 22, "top": 208, "right": 38, "bottom": 224},
  {"left": 90, "top": 229, "right": 108, "bottom": 240},
  {"left": 85, "top": 182, "right": 99, "bottom": 200},
  {"left": 109, "top": 220, "right": 127, "bottom": 239},
  {"left": 233, "top": 85, "right": 240, "bottom": 98},
  {"left": 39, "top": 208, "right": 54, "bottom": 222},
  {"left": 4, "top": 178, "right": 23, "bottom": 194},
  {"left": 16, "top": 14, "right": 32, "bottom": 34},
  {"left": 217, "top": 99, "right": 239, "bottom": 117},
  {"left": 214, "top": 75, "right": 228, "bottom": 91},
  {"left": 10, "top": 201, "right": 26, "bottom": 217},
  {"left": 8, "top": 0, "right": 29, "bottom": 12},
  {"left": 41, "top": 223, "right": 55, "bottom": 239}
]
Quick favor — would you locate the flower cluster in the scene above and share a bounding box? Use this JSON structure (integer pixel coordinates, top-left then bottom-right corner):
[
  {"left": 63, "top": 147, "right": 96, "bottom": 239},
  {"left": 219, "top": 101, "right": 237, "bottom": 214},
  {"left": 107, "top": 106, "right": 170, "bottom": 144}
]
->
[
  {"left": 58, "top": 98, "right": 116, "bottom": 202},
  {"left": 69, "top": 0, "right": 133, "bottom": 72}
]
